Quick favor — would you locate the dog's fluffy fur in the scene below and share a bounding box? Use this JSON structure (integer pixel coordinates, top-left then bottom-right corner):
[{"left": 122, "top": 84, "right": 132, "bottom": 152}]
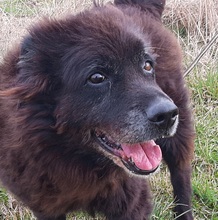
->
[{"left": 0, "top": 0, "right": 195, "bottom": 219}]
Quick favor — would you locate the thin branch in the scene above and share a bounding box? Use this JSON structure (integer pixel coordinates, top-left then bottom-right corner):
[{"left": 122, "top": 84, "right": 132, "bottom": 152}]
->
[{"left": 184, "top": 33, "right": 218, "bottom": 77}]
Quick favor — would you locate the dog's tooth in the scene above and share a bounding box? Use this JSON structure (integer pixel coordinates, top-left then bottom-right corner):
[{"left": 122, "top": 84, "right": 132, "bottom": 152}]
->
[
  {"left": 102, "top": 136, "right": 108, "bottom": 143},
  {"left": 106, "top": 140, "right": 113, "bottom": 148},
  {"left": 115, "top": 142, "right": 121, "bottom": 149},
  {"left": 129, "top": 157, "right": 134, "bottom": 164},
  {"left": 118, "top": 145, "right": 122, "bottom": 150}
]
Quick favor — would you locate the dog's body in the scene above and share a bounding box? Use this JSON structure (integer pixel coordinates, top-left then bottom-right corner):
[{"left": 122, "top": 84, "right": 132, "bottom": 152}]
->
[{"left": 0, "top": 0, "right": 195, "bottom": 219}]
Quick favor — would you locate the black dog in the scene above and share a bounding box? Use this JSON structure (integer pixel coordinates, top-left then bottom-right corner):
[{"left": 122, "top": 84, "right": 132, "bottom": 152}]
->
[{"left": 0, "top": 0, "right": 195, "bottom": 219}]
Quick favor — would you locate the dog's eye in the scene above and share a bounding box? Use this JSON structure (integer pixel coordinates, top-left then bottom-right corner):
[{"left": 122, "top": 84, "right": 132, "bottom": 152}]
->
[
  {"left": 144, "top": 61, "right": 153, "bottom": 73},
  {"left": 89, "top": 73, "right": 106, "bottom": 84}
]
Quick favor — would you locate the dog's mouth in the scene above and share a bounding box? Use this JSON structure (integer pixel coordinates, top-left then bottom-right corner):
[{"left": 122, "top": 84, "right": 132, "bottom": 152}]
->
[{"left": 94, "top": 131, "right": 162, "bottom": 175}]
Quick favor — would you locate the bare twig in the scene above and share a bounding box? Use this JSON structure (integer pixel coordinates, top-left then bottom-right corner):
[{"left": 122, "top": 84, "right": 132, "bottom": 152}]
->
[{"left": 184, "top": 33, "right": 218, "bottom": 77}]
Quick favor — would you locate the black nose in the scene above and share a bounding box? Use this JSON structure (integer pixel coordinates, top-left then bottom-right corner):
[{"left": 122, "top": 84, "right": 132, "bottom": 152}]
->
[{"left": 147, "top": 99, "right": 179, "bottom": 130}]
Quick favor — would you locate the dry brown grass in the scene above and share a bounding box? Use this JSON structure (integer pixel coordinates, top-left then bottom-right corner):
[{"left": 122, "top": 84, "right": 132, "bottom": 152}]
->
[
  {"left": 165, "top": 0, "right": 218, "bottom": 38},
  {"left": 1, "top": 0, "right": 217, "bottom": 68},
  {"left": 0, "top": 0, "right": 100, "bottom": 61},
  {"left": 164, "top": 0, "right": 218, "bottom": 73}
]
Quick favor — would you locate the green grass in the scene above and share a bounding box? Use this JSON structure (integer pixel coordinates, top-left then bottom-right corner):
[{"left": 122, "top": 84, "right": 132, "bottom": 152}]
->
[
  {"left": 151, "top": 68, "right": 218, "bottom": 220},
  {"left": 0, "top": 0, "right": 218, "bottom": 219},
  {"left": 0, "top": 0, "right": 40, "bottom": 17},
  {"left": 187, "top": 69, "right": 218, "bottom": 220},
  {"left": 0, "top": 188, "right": 8, "bottom": 203}
]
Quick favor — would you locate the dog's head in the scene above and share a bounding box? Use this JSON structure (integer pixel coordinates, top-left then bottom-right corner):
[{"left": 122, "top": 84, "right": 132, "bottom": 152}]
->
[{"left": 15, "top": 0, "right": 181, "bottom": 176}]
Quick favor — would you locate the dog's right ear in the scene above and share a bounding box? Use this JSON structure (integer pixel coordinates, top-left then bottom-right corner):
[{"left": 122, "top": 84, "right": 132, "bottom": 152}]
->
[{"left": 114, "top": 0, "right": 166, "bottom": 19}]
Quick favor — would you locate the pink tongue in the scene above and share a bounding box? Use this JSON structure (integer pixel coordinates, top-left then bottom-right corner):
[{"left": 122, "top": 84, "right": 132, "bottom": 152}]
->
[{"left": 121, "top": 140, "right": 162, "bottom": 171}]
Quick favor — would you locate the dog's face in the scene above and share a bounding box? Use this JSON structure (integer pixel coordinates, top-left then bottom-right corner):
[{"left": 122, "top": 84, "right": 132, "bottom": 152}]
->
[{"left": 19, "top": 4, "right": 179, "bottom": 176}]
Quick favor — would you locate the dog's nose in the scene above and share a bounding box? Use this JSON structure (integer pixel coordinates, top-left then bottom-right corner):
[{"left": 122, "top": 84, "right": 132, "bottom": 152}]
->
[{"left": 147, "top": 100, "right": 179, "bottom": 130}]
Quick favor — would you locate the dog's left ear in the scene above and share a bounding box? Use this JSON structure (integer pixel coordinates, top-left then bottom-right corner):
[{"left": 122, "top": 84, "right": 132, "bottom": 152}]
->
[{"left": 114, "top": 0, "right": 166, "bottom": 19}]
